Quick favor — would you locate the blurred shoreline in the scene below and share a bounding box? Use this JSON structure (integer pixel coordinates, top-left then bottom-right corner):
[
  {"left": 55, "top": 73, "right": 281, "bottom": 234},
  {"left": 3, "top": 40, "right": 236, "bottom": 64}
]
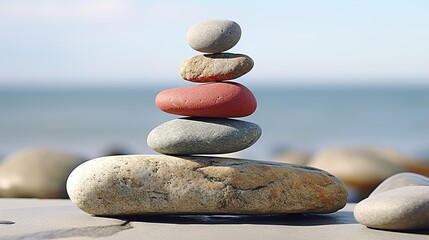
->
[{"left": 1, "top": 85, "right": 429, "bottom": 161}]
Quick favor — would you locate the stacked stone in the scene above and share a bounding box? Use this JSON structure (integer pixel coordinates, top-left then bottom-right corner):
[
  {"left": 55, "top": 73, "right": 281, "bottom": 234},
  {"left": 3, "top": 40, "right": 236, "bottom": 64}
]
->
[
  {"left": 147, "top": 19, "right": 261, "bottom": 155},
  {"left": 66, "top": 19, "right": 348, "bottom": 216}
]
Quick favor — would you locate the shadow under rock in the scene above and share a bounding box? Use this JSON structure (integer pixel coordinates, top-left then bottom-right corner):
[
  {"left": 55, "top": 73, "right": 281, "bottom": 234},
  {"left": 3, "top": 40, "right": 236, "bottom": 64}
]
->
[
  {"left": 102, "top": 211, "right": 358, "bottom": 226},
  {"left": 368, "top": 227, "right": 429, "bottom": 236}
]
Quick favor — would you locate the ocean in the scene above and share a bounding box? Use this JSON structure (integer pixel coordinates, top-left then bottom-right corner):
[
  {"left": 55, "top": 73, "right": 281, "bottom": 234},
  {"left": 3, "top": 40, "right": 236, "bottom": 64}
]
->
[{"left": 1, "top": 85, "right": 428, "bottom": 160}]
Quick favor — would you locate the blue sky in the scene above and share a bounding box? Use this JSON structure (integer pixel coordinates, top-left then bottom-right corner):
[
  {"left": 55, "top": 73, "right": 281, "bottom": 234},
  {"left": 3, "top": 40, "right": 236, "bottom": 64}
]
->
[{"left": 1, "top": 0, "right": 428, "bottom": 87}]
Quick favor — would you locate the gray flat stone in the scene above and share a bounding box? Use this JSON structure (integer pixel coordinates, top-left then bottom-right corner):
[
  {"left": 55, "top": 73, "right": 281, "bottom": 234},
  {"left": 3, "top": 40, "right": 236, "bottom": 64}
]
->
[
  {"left": 179, "top": 53, "right": 254, "bottom": 82},
  {"left": 354, "top": 186, "right": 429, "bottom": 230},
  {"left": 187, "top": 19, "right": 241, "bottom": 53},
  {"left": 147, "top": 117, "right": 261, "bottom": 155},
  {"left": 66, "top": 155, "right": 348, "bottom": 215},
  {"left": 370, "top": 172, "right": 429, "bottom": 196}
]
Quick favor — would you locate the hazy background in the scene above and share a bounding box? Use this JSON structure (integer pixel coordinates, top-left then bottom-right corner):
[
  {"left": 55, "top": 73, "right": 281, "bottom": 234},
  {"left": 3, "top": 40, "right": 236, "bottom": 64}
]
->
[
  {"left": 1, "top": 0, "right": 428, "bottom": 160},
  {"left": 1, "top": 0, "right": 428, "bottom": 87}
]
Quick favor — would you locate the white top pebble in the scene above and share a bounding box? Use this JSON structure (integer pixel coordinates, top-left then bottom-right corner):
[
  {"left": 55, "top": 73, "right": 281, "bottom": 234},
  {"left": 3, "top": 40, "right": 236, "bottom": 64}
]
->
[{"left": 186, "top": 19, "right": 241, "bottom": 53}]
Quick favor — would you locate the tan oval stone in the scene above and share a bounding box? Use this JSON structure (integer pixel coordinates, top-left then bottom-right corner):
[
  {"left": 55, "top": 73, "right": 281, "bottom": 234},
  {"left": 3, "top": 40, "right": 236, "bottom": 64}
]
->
[
  {"left": 0, "top": 148, "right": 84, "bottom": 198},
  {"left": 66, "top": 155, "right": 347, "bottom": 215},
  {"left": 308, "top": 147, "right": 408, "bottom": 199},
  {"left": 178, "top": 53, "right": 254, "bottom": 82}
]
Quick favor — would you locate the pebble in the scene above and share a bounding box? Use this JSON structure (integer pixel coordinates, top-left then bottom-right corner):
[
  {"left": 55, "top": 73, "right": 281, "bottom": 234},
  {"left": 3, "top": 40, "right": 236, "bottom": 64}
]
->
[
  {"left": 370, "top": 172, "right": 429, "bottom": 196},
  {"left": 0, "top": 148, "right": 84, "bottom": 198},
  {"left": 147, "top": 117, "right": 261, "bottom": 155},
  {"left": 354, "top": 186, "right": 429, "bottom": 230},
  {"left": 307, "top": 147, "right": 408, "bottom": 200},
  {"left": 155, "top": 82, "right": 257, "bottom": 118},
  {"left": 66, "top": 155, "right": 348, "bottom": 215},
  {"left": 179, "top": 53, "right": 254, "bottom": 82},
  {"left": 187, "top": 19, "right": 241, "bottom": 53}
]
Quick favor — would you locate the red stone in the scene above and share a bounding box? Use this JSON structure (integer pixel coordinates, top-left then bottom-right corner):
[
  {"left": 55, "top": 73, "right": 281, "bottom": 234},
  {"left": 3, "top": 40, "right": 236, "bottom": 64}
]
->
[{"left": 155, "top": 82, "right": 257, "bottom": 118}]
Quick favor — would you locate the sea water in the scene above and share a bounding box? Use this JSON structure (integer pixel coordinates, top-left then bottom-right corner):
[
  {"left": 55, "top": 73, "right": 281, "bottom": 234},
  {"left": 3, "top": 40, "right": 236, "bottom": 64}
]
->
[{"left": 1, "top": 85, "right": 428, "bottom": 160}]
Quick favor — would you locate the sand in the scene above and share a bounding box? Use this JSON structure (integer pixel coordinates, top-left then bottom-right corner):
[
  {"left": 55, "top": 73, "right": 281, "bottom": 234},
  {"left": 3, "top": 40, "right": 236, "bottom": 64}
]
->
[{"left": 0, "top": 199, "right": 428, "bottom": 240}]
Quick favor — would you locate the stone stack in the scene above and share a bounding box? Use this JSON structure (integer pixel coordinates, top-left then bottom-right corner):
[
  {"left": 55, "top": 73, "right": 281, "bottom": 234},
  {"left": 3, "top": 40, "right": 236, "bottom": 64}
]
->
[
  {"left": 148, "top": 19, "right": 260, "bottom": 155},
  {"left": 66, "top": 19, "right": 348, "bottom": 216}
]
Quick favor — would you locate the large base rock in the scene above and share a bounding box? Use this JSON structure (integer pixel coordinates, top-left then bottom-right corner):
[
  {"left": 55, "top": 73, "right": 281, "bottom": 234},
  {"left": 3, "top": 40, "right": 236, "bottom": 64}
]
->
[{"left": 67, "top": 155, "right": 347, "bottom": 215}]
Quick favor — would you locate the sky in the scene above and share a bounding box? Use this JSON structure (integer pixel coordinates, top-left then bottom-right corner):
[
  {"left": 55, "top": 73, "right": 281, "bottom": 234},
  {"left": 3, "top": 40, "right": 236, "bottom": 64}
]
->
[{"left": 0, "top": 0, "right": 429, "bottom": 87}]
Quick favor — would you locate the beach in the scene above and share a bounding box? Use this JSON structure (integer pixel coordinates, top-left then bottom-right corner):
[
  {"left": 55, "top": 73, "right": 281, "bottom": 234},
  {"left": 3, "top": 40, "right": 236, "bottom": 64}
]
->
[
  {"left": 1, "top": 85, "right": 429, "bottom": 234},
  {"left": 2, "top": 0, "right": 429, "bottom": 237},
  {"left": 1, "top": 199, "right": 428, "bottom": 240}
]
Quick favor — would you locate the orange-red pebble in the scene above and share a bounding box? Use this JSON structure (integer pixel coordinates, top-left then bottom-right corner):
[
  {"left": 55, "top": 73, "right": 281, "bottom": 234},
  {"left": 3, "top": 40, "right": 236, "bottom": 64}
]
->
[{"left": 155, "top": 82, "right": 257, "bottom": 118}]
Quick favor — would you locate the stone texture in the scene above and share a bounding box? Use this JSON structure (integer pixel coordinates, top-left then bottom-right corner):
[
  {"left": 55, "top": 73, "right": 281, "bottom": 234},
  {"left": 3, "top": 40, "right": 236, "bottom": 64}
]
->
[
  {"left": 66, "top": 155, "right": 348, "bottom": 215},
  {"left": 147, "top": 117, "right": 261, "bottom": 155},
  {"left": 354, "top": 186, "right": 429, "bottom": 230},
  {"left": 179, "top": 53, "right": 254, "bottom": 82},
  {"left": 370, "top": 172, "right": 429, "bottom": 196},
  {"left": 308, "top": 147, "right": 408, "bottom": 199},
  {"left": 187, "top": 19, "right": 241, "bottom": 53},
  {"left": 0, "top": 148, "right": 84, "bottom": 198},
  {"left": 155, "top": 82, "right": 257, "bottom": 118}
]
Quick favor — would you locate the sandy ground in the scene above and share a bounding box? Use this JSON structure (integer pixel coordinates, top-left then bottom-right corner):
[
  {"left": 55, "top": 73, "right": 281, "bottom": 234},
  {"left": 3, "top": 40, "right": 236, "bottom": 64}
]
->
[{"left": 0, "top": 199, "right": 428, "bottom": 240}]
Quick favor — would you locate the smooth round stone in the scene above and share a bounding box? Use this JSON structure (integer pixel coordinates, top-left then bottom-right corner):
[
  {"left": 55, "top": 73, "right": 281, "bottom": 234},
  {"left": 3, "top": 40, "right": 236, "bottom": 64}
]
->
[
  {"left": 147, "top": 117, "right": 261, "bottom": 155},
  {"left": 308, "top": 147, "right": 408, "bottom": 200},
  {"left": 354, "top": 186, "right": 429, "bottom": 230},
  {"left": 155, "top": 82, "right": 257, "bottom": 118},
  {"left": 370, "top": 172, "right": 429, "bottom": 196},
  {"left": 187, "top": 19, "right": 241, "bottom": 53},
  {"left": 67, "top": 155, "right": 348, "bottom": 215},
  {"left": 179, "top": 53, "right": 254, "bottom": 83},
  {"left": 0, "top": 148, "right": 84, "bottom": 198}
]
